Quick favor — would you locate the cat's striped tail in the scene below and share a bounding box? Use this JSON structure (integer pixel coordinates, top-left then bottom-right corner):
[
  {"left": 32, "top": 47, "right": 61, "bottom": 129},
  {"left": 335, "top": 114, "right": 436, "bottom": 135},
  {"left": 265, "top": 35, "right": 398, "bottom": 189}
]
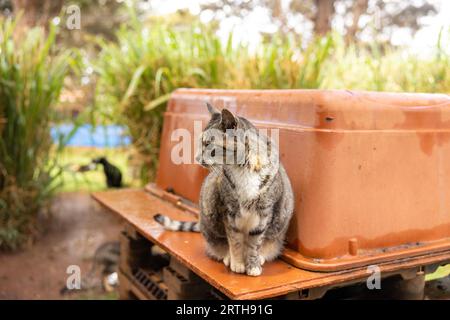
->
[{"left": 153, "top": 213, "right": 200, "bottom": 232}]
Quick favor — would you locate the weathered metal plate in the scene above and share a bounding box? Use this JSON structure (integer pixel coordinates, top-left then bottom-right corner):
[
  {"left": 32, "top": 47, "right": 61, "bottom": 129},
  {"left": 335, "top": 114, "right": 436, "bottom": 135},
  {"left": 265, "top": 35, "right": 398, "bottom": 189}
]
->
[
  {"left": 93, "top": 189, "right": 450, "bottom": 299},
  {"left": 155, "top": 89, "right": 450, "bottom": 271}
]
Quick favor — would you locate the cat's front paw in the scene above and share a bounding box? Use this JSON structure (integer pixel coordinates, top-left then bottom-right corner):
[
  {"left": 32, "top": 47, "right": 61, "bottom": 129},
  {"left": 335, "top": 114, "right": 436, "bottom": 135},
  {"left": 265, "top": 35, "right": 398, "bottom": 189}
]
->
[
  {"left": 246, "top": 265, "right": 262, "bottom": 276},
  {"left": 230, "top": 260, "right": 246, "bottom": 273},
  {"left": 223, "top": 253, "right": 230, "bottom": 267},
  {"left": 259, "top": 255, "right": 265, "bottom": 266}
]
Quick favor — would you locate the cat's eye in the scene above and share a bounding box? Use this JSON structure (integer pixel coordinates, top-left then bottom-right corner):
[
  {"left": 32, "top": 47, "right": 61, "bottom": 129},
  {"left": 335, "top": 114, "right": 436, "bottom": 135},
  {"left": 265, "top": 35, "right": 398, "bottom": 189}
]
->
[{"left": 204, "top": 136, "right": 215, "bottom": 147}]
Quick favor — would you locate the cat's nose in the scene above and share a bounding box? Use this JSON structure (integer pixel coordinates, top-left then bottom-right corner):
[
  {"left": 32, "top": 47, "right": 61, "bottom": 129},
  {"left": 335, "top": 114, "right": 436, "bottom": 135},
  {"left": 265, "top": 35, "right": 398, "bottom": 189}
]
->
[{"left": 196, "top": 154, "right": 210, "bottom": 167}]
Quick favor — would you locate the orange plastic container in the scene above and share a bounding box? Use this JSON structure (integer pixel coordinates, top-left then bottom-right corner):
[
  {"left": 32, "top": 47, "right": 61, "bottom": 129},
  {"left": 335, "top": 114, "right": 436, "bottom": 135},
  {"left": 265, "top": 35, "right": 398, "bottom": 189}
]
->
[{"left": 153, "top": 89, "right": 450, "bottom": 271}]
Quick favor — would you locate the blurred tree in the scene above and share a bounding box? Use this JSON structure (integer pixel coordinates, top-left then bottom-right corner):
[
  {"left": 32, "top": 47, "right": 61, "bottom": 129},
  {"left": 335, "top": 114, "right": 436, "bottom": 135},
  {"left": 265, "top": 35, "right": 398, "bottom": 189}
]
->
[
  {"left": 66, "top": 0, "right": 130, "bottom": 42},
  {"left": 2, "top": 0, "right": 439, "bottom": 44},
  {"left": 3, "top": 0, "right": 138, "bottom": 42},
  {"left": 344, "top": 0, "right": 369, "bottom": 41},
  {"left": 313, "top": 0, "right": 336, "bottom": 35},
  {"left": 11, "top": 0, "right": 63, "bottom": 28},
  {"left": 144, "top": 8, "right": 220, "bottom": 31},
  {"left": 201, "top": 0, "right": 438, "bottom": 43},
  {"left": 362, "top": 0, "right": 438, "bottom": 43}
]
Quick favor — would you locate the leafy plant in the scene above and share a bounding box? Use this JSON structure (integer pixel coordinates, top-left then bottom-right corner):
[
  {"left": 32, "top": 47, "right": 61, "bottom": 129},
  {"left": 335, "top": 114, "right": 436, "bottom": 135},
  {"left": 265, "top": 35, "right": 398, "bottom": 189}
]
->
[{"left": 0, "top": 17, "right": 71, "bottom": 250}]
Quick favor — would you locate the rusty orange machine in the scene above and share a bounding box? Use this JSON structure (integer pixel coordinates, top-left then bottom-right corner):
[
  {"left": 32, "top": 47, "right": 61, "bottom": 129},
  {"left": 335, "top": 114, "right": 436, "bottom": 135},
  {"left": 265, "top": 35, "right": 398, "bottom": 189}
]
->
[{"left": 93, "top": 89, "right": 450, "bottom": 299}]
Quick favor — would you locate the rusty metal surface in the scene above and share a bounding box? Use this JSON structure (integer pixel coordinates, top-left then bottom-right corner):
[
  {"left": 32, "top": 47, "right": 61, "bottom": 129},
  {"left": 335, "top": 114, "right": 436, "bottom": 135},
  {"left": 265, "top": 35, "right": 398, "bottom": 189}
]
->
[
  {"left": 155, "top": 89, "right": 450, "bottom": 271},
  {"left": 92, "top": 189, "right": 450, "bottom": 300}
]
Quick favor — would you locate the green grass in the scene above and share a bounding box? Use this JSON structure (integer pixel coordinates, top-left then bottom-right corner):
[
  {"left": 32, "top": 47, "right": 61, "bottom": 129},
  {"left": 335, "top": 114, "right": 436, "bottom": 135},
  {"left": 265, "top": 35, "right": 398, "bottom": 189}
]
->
[
  {"left": 426, "top": 264, "right": 450, "bottom": 281},
  {"left": 55, "top": 147, "right": 139, "bottom": 193},
  {"left": 320, "top": 34, "right": 450, "bottom": 93},
  {"left": 73, "top": 291, "right": 119, "bottom": 300}
]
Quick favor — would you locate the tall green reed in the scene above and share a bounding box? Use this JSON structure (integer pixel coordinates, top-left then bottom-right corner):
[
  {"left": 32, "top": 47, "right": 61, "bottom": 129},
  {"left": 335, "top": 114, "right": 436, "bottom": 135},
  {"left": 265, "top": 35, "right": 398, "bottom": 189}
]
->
[
  {"left": 320, "top": 29, "right": 450, "bottom": 92},
  {"left": 0, "top": 17, "right": 70, "bottom": 250}
]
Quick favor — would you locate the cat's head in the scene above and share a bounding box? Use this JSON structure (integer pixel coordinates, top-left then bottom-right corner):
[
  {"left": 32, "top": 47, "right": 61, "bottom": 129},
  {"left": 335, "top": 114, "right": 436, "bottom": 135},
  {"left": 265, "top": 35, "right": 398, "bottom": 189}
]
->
[
  {"left": 92, "top": 156, "right": 107, "bottom": 165},
  {"left": 196, "top": 102, "right": 272, "bottom": 170}
]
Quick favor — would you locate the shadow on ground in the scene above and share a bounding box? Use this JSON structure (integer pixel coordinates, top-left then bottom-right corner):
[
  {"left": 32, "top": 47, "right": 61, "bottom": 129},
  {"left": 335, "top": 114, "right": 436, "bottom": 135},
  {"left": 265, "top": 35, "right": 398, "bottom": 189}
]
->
[
  {"left": 425, "top": 276, "right": 450, "bottom": 300},
  {"left": 0, "top": 192, "right": 123, "bottom": 299}
]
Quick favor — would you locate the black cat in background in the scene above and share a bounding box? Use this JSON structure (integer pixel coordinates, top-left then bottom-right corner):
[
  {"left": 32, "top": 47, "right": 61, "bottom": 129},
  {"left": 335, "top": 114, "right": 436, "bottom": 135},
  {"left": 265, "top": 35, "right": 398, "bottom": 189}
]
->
[{"left": 93, "top": 157, "right": 122, "bottom": 188}]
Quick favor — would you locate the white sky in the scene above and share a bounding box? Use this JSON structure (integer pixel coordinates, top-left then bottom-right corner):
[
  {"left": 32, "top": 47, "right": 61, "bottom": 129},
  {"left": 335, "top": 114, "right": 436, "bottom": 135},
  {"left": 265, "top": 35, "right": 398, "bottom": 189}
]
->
[
  {"left": 407, "top": 0, "right": 450, "bottom": 53},
  {"left": 145, "top": 0, "right": 450, "bottom": 54}
]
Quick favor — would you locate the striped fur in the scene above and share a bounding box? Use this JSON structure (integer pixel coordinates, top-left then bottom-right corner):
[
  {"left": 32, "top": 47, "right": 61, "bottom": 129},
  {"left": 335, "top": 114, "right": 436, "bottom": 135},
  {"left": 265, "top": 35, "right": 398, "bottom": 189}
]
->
[{"left": 153, "top": 213, "right": 200, "bottom": 232}]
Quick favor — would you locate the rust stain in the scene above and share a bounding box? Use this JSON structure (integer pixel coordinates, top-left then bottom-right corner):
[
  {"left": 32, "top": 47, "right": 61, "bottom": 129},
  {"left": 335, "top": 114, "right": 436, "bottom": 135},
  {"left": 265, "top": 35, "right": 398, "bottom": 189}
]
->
[
  {"left": 348, "top": 238, "right": 359, "bottom": 256},
  {"left": 297, "top": 222, "right": 450, "bottom": 260},
  {"left": 394, "top": 109, "right": 450, "bottom": 156},
  {"left": 314, "top": 107, "right": 345, "bottom": 150}
]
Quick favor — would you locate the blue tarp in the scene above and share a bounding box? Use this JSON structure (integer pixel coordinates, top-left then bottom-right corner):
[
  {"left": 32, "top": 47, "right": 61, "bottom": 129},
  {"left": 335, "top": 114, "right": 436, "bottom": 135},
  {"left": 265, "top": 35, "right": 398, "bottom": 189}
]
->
[{"left": 51, "top": 124, "right": 131, "bottom": 147}]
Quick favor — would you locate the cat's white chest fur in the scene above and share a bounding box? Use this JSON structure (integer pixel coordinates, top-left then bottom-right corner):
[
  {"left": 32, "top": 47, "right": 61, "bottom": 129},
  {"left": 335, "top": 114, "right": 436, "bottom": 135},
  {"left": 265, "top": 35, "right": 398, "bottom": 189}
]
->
[
  {"left": 230, "top": 168, "right": 262, "bottom": 232},
  {"left": 232, "top": 169, "right": 261, "bottom": 201}
]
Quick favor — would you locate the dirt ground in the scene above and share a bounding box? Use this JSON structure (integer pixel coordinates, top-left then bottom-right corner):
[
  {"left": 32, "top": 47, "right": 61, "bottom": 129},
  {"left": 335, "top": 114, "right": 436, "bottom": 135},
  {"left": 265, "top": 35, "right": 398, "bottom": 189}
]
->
[
  {"left": 0, "top": 192, "right": 448, "bottom": 300},
  {"left": 425, "top": 276, "right": 450, "bottom": 300},
  {"left": 0, "top": 192, "right": 123, "bottom": 300}
]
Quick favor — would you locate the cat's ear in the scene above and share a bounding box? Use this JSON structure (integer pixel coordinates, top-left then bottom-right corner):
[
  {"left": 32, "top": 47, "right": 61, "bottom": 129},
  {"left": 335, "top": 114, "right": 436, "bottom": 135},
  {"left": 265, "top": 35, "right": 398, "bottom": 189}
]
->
[
  {"left": 206, "top": 102, "right": 220, "bottom": 116},
  {"left": 220, "top": 108, "right": 237, "bottom": 131}
]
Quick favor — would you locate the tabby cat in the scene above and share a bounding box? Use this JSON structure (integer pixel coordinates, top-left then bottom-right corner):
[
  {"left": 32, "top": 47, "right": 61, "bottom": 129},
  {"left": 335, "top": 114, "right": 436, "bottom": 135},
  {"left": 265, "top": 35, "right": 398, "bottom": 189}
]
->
[{"left": 154, "top": 102, "right": 294, "bottom": 276}]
